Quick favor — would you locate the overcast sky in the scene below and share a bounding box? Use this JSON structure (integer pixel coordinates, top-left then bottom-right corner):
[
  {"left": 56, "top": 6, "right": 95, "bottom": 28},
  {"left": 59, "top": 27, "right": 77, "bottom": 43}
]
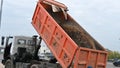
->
[{"left": 1, "top": 0, "right": 120, "bottom": 52}]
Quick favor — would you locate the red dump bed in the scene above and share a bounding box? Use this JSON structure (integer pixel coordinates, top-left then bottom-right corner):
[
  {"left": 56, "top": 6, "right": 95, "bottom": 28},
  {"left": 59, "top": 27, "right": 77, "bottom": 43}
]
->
[{"left": 32, "top": 1, "right": 107, "bottom": 68}]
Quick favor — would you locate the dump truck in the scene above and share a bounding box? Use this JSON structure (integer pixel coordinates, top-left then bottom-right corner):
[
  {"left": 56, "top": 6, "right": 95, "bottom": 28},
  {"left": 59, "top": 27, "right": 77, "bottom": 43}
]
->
[{"left": 1, "top": 0, "right": 107, "bottom": 68}]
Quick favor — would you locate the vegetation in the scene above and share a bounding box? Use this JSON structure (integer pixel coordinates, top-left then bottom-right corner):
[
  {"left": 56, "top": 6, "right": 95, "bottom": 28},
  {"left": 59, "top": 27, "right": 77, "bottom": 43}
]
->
[{"left": 108, "top": 51, "right": 120, "bottom": 59}]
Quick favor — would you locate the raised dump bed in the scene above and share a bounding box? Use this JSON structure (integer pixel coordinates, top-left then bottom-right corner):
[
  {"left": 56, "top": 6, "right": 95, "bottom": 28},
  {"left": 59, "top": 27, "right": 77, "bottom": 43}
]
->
[{"left": 32, "top": 0, "right": 107, "bottom": 68}]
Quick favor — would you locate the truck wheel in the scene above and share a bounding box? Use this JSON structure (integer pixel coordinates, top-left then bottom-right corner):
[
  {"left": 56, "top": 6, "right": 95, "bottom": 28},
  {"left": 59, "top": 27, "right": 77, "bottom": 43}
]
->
[
  {"left": 5, "top": 59, "right": 14, "bottom": 68},
  {"left": 30, "top": 64, "right": 39, "bottom": 68}
]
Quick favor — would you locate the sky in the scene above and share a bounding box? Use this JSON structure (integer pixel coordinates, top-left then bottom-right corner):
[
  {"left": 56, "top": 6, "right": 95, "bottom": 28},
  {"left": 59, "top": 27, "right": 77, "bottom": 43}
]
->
[{"left": 0, "top": 0, "right": 120, "bottom": 52}]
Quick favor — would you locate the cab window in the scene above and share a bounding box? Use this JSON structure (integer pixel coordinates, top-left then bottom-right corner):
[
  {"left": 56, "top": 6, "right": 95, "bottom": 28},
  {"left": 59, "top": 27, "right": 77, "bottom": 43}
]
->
[
  {"left": 17, "top": 39, "right": 26, "bottom": 45},
  {"left": 27, "top": 40, "right": 33, "bottom": 45}
]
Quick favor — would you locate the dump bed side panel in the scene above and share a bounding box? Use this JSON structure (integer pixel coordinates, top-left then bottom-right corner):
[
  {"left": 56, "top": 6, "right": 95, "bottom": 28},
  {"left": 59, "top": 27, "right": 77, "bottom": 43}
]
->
[
  {"left": 74, "top": 48, "right": 107, "bottom": 68},
  {"left": 32, "top": 2, "right": 78, "bottom": 68}
]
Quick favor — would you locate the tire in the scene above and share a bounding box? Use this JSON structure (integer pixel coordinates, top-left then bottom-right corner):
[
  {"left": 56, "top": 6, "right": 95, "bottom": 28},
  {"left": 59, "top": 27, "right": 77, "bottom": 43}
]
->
[
  {"left": 5, "top": 59, "right": 14, "bottom": 68},
  {"left": 30, "top": 64, "right": 39, "bottom": 68}
]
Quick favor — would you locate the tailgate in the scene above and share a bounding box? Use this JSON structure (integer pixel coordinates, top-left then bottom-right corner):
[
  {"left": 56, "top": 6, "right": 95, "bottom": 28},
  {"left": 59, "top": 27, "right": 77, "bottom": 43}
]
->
[{"left": 74, "top": 48, "right": 107, "bottom": 68}]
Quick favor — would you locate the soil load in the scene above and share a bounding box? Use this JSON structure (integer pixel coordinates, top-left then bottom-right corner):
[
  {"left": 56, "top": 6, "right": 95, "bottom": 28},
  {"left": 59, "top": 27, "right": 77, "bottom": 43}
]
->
[{"left": 46, "top": 6, "right": 105, "bottom": 51}]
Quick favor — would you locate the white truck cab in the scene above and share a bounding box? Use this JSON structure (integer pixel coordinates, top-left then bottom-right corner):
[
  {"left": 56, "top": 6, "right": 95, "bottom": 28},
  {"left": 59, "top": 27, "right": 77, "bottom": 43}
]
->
[{"left": 1, "top": 36, "right": 58, "bottom": 68}]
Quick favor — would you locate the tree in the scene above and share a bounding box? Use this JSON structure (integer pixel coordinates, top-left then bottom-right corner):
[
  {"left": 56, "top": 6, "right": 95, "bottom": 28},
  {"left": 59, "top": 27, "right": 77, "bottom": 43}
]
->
[{"left": 108, "top": 51, "right": 120, "bottom": 60}]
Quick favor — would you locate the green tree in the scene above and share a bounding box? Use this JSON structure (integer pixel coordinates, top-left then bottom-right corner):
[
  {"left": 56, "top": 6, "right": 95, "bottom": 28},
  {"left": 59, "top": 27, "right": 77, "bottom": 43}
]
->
[{"left": 108, "top": 51, "right": 120, "bottom": 59}]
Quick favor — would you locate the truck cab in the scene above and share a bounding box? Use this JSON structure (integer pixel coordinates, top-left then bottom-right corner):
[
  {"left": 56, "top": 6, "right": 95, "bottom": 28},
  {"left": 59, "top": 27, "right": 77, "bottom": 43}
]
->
[
  {"left": 1, "top": 36, "right": 40, "bottom": 67},
  {"left": 1, "top": 35, "right": 60, "bottom": 68}
]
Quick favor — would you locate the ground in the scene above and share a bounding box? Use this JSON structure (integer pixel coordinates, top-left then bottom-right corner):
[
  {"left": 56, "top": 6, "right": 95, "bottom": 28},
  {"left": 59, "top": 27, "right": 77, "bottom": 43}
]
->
[
  {"left": 107, "top": 62, "right": 119, "bottom": 68},
  {"left": 0, "top": 54, "right": 119, "bottom": 68},
  {"left": 0, "top": 62, "right": 119, "bottom": 68}
]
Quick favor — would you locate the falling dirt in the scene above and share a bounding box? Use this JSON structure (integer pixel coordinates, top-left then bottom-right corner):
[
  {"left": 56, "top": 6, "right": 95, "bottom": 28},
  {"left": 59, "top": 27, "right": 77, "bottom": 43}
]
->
[{"left": 46, "top": 7, "right": 104, "bottom": 50}]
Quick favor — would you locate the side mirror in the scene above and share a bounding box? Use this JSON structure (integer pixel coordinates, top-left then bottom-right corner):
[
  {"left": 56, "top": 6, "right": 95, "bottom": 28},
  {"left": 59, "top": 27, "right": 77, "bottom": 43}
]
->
[
  {"left": 9, "top": 36, "right": 13, "bottom": 39},
  {"left": 1, "top": 36, "right": 5, "bottom": 45},
  {"left": 32, "top": 35, "right": 38, "bottom": 45}
]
